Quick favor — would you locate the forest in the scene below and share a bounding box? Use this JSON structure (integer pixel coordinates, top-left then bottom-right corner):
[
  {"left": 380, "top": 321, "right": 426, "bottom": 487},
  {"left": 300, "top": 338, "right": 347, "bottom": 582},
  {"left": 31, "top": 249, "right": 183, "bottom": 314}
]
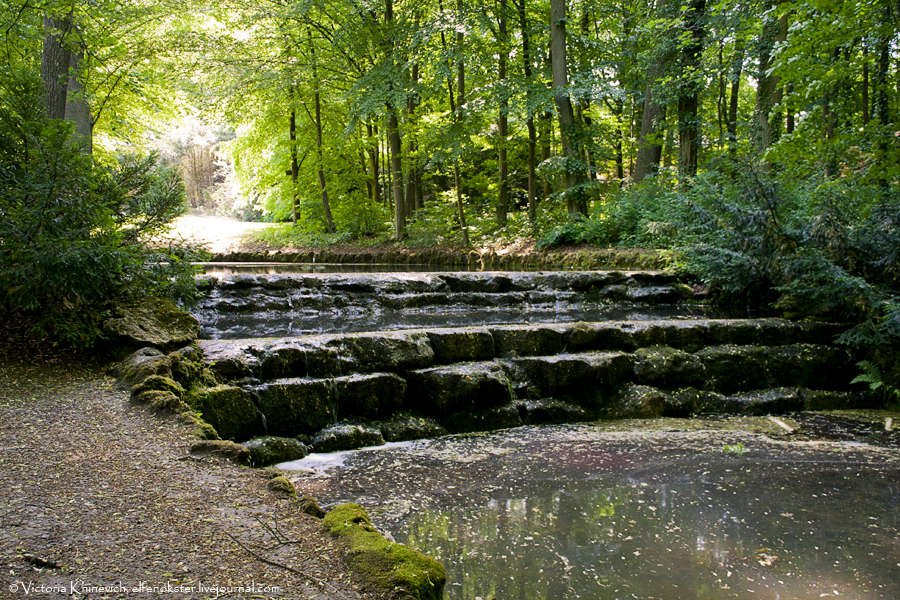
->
[{"left": 0, "top": 0, "right": 898, "bottom": 348}]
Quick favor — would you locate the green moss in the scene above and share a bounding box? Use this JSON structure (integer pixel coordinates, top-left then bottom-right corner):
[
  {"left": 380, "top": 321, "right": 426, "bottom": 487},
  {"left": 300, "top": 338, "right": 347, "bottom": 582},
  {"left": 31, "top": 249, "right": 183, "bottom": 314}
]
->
[
  {"left": 266, "top": 475, "right": 296, "bottom": 496},
  {"left": 131, "top": 375, "right": 185, "bottom": 399},
  {"left": 323, "top": 503, "right": 446, "bottom": 600}
]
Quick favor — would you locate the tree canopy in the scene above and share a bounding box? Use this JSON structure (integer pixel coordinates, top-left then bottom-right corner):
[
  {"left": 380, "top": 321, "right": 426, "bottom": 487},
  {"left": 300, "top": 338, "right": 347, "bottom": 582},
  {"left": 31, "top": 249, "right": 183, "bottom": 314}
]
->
[{"left": 1, "top": 0, "right": 899, "bottom": 345}]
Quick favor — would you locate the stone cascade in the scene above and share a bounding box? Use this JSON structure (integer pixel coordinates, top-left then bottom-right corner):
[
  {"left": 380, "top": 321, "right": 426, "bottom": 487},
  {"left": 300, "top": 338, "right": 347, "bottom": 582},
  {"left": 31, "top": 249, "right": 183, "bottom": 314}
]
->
[
  {"left": 194, "top": 270, "right": 702, "bottom": 339},
  {"left": 196, "top": 317, "right": 870, "bottom": 457}
]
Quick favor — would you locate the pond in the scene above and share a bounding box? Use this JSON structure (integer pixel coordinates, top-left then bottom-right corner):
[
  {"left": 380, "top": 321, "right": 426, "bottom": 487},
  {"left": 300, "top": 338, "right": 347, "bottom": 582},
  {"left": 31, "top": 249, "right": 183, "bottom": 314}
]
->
[{"left": 284, "top": 423, "right": 900, "bottom": 600}]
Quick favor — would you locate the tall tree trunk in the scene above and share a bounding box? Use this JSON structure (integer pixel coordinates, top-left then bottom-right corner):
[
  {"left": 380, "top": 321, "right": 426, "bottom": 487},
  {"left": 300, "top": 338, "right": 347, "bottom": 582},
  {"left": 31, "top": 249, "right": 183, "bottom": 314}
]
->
[
  {"left": 515, "top": 0, "right": 538, "bottom": 219},
  {"left": 406, "top": 63, "right": 421, "bottom": 212},
  {"left": 550, "top": 0, "right": 586, "bottom": 215},
  {"left": 753, "top": 10, "right": 788, "bottom": 155},
  {"left": 540, "top": 114, "right": 552, "bottom": 198},
  {"left": 677, "top": 0, "right": 706, "bottom": 178},
  {"left": 385, "top": 0, "right": 406, "bottom": 240},
  {"left": 613, "top": 98, "right": 625, "bottom": 180},
  {"left": 289, "top": 105, "right": 299, "bottom": 226},
  {"left": 496, "top": 0, "right": 509, "bottom": 226},
  {"left": 366, "top": 124, "right": 380, "bottom": 207},
  {"left": 41, "top": 15, "right": 72, "bottom": 120},
  {"left": 633, "top": 63, "right": 667, "bottom": 183},
  {"left": 309, "top": 29, "right": 335, "bottom": 233},
  {"left": 389, "top": 113, "right": 405, "bottom": 238},
  {"left": 64, "top": 42, "right": 92, "bottom": 153},
  {"left": 727, "top": 41, "right": 744, "bottom": 149},
  {"left": 785, "top": 83, "right": 795, "bottom": 134},
  {"left": 862, "top": 42, "right": 870, "bottom": 126},
  {"left": 454, "top": 5, "right": 470, "bottom": 246}
]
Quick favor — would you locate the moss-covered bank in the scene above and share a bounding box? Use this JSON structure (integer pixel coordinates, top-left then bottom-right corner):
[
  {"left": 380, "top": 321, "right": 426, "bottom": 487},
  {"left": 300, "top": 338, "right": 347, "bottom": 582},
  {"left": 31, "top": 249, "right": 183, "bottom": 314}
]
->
[{"left": 323, "top": 503, "right": 446, "bottom": 600}]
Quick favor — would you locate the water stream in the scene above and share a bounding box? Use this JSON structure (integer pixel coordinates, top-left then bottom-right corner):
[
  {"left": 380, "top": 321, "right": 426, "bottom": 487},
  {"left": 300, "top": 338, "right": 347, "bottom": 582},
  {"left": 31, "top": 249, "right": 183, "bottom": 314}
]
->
[{"left": 284, "top": 424, "right": 900, "bottom": 600}]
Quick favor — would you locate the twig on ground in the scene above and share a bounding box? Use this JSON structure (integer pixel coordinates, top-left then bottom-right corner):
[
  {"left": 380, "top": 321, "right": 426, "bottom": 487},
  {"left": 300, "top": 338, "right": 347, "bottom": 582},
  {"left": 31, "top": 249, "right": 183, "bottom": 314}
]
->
[{"left": 224, "top": 531, "right": 352, "bottom": 599}]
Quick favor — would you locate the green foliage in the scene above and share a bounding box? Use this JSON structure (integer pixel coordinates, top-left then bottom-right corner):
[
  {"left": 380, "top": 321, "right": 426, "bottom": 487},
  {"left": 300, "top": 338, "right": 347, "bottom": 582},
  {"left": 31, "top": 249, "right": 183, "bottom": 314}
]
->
[
  {"left": 252, "top": 223, "right": 375, "bottom": 249},
  {"left": 537, "top": 171, "right": 684, "bottom": 250},
  {"left": 851, "top": 361, "right": 900, "bottom": 405},
  {"left": 673, "top": 165, "right": 900, "bottom": 344},
  {"left": 0, "top": 72, "right": 201, "bottom": 347}
]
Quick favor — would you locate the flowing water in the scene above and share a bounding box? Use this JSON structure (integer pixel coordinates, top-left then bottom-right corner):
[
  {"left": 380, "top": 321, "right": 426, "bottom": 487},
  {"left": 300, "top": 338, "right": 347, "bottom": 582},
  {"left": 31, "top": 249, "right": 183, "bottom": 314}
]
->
[
  {"left": 201, "top": 305, "right": 726, "bottom": 339},
  {"left": 284, "top": 424, "right": 900, "bottom": 600}
]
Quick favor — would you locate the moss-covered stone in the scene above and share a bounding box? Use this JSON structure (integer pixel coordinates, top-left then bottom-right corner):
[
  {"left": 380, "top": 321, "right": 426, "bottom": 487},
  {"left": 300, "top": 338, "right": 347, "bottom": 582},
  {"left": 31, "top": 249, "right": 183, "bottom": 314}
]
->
[
  {"left": 800, "top": 389, "right": 863, "bottom": 410},
  {"left": 336, "top": 373, "right": 406, "bottom": 420},
  {"left": 194, "top": 385, "right": 264, "bottom": 442},
  {"left": 377, "top": 412, "right": 448, "bottom": 442},
  {"left": 442, "top": 403, "right": 522, "bottom": 433},
  {"left": 177, "top": 411, "right": 219, "bottom": 440},
  {"left": 294, "top": 493, "right": 327, "bottom": 518},
  {"left": 131, "top": 390, "right": 190, "bottom": 414},
  {"left": 253, "top": 378, "right": 334, "bottom": 437},
  {"left": 696, "top": 345, "right": 767, "bottom": 395},
  {"left": 102, "top": 297, "right": 199, "bottom": 350},
  {"left": 116, "top": 347, "right": 172, "bottom": 385},
  {"left": 406, "top": 362, "right": 513, "bottom": 417},
  {"left": 312, "top": 423, "right": 384, "bottom": 452},
  {"left": 266, "top": 475, "right": 296, "bottom": 496},
  {"left": 507, "top": 352, "right": 632, "bottom": 408},
  {"left": 725, "top": 387, "right": 804, "bottom": 415},
  {"left": 244, "top": 436, "right": 308, "bottom": 467},
  {"left": 189, "top": 440, "right": 250, "bottom": 465},
  {"left": 490, "top": 326, "right": 567, "bottom": 358},
  {"left": 323, "top": 503, "right": 446, "bottom": 600},
  {"left": 426, "top": 329, "right": 495, "bottom": 364},
  {"left": 518, "top": 398, "right": 593, "bottom": 425},
  {"left": 131, "top": 375, "right": 185, "bottom": 399},
  {"left": 764, "top": 344, "right": 853, "bottom": 390},
  {"left": 604, "top": 384, "right": 669, "bottom": 419},
  {"left": 337, "top": 332, "right": 435, "bottom": 372},
  {"left": 632, "top": 346, "right": 704, "bottom": 388},
  {"left": 168, "top": 347, "right": 205, "bottom": 389}
]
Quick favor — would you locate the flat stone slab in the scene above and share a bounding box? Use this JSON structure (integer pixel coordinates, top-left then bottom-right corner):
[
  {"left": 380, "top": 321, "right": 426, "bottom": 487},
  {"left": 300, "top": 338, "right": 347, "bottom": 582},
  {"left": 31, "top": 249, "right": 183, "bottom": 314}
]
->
[{"left": 200, "top": 319, "right": 848, "bottom": 382}]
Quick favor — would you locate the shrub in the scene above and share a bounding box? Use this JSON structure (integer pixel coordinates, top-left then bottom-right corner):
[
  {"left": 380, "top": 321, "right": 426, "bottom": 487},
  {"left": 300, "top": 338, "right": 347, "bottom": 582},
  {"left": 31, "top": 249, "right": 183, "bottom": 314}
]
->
[{"left": 0, "top": 71, "right": 201, "bottom": 347}]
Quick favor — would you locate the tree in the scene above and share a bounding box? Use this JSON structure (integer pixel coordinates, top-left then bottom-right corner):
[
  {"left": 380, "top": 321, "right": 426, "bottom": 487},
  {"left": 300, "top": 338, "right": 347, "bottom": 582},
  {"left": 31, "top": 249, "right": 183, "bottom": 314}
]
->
[{"left": 550, "top": 0, "right": 587, "bottom": 214}]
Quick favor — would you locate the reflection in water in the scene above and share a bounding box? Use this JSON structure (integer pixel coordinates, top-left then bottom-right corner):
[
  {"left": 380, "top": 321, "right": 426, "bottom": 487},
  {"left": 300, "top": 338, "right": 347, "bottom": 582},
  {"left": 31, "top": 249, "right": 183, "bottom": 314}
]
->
[{"left": 287, "top": 426, "right": 900, "bottom": 600}]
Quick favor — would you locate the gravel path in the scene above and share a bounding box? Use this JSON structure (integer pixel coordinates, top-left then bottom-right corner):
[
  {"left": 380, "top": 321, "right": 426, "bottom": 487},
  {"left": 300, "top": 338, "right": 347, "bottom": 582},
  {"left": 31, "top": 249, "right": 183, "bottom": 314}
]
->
[{"left": 0, "top": 360, "right": 382, "bottom": 600}]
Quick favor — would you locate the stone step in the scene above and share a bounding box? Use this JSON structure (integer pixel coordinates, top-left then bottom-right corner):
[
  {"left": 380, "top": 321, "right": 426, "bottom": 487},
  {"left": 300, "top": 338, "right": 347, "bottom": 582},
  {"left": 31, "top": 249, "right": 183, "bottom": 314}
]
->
[
  {"left": 194, "top": 271, "right": 697, "bottom": 338},
  {"left": 199, "top": 318, "right": 847, "bottom": 382},
  {"left": 197, "top": 340, "right": 861, "bottom": 441}
]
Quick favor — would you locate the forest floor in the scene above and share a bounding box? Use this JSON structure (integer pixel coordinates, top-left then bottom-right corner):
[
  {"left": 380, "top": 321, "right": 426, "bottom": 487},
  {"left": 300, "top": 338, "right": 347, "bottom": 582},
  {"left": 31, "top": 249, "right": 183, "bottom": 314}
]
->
[{"left": 0, "top": 358, "right": 388, "bottom": 600}]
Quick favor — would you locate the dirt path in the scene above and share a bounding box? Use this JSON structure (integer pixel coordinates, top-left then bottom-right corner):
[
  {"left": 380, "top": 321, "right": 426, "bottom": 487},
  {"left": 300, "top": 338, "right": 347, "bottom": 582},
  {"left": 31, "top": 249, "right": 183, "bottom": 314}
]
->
[
  {"left": 168, "top": 215, "right": 271, "bottom": 255},
  {"left": 0, "top": 360, "right": 381, "bottom": 600}
]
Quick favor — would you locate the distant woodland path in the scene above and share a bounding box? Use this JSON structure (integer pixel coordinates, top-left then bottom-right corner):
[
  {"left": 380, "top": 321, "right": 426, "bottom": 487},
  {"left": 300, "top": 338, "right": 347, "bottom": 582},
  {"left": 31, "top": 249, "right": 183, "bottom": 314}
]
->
[{"left": 168, "top": 215, "right": 271, "bottom": 255}]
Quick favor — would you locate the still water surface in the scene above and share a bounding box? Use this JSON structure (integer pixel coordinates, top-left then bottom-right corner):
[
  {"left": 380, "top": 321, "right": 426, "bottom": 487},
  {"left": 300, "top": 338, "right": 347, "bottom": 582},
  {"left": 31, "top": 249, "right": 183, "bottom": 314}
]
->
[{"left": 285, "top": 425, "right": 900, "bottom": 600}]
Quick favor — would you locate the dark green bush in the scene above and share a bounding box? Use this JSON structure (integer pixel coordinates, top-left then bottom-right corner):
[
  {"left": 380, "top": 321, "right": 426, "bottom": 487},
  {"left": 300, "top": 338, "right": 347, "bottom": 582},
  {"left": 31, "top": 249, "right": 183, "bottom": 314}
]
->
[
  {"left": 0, "top": 72, "right": 201, "bottom": 347},
  {"left": 673, "top": 165, "right": 900, "bottom": 345}
]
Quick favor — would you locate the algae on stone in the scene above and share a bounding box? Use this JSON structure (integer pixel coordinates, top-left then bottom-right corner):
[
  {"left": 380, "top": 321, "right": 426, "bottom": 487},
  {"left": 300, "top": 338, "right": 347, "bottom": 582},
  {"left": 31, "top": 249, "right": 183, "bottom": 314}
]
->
[
  {"left": 266, "top": 475, "right": 296, "bottom": 496},
  {"left": 103, "top": 297, "right": 199, "bottom": 350},
  {"left": 194, "top": 385, "right": 264, "bottom": 442},
  {"left": 312, "top": 423, "right": 384, "bottom": 452},
  {"left": 244, "top": 436, "right": 308, "bottom": 467},
  {"left": 323, "top": 503, "right": 446, "bottom": 600}
]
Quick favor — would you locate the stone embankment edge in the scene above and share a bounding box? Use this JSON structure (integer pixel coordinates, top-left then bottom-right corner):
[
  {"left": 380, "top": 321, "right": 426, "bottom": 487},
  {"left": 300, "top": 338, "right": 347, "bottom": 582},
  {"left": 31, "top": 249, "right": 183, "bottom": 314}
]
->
[
  {"left": 108, "top": 298, "right": 449, "bottom": 600},
  {"left": 209, "top": 247, "right": 671, "bottom": 271}
]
